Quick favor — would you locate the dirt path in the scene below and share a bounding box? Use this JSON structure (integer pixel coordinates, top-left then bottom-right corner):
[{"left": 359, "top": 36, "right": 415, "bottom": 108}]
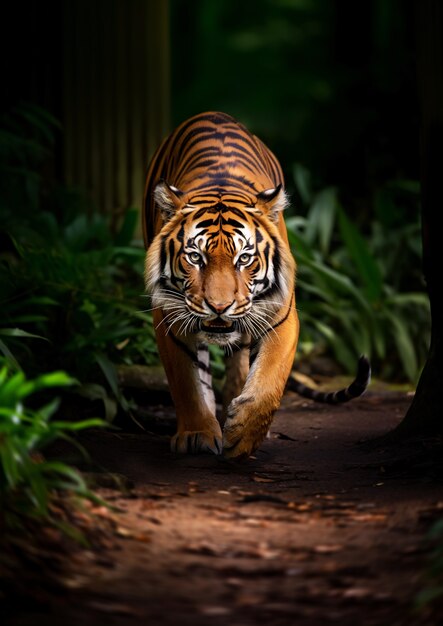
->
[{"left": 6, "top": 390, "right": 443, "bottom": 626}]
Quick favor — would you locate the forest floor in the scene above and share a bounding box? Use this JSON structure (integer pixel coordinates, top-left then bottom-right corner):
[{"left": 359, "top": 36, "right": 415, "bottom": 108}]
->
[{"left": 2, "top": 387, "right": 443, "bottom": 626}]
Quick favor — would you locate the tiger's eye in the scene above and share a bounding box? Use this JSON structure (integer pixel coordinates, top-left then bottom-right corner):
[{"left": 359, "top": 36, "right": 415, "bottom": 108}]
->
[
  {"left": 188, "top": 251, "right": 203, "bottom": 264},
  {"left": 238, "top": 252, "right": 252, "bottom": 265}
]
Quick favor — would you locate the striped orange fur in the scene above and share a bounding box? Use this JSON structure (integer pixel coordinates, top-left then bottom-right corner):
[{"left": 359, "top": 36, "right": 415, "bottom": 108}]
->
[{"left": 143, "top": 112, "right": 369, "bottom": 459}]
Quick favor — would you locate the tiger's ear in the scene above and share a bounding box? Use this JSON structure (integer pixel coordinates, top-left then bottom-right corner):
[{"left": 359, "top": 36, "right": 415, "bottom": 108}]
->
[
  {"left": 256, "top": 184, "right": 288, "bottom": 222},
  {"left": 154, "top": 180, "right": 184, "bottom": 222}
]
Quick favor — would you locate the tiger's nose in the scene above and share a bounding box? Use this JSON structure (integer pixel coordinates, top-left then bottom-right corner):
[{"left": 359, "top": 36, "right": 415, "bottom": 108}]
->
[{"left": 205, "top": 299, "right": 234, "bottom": 315}]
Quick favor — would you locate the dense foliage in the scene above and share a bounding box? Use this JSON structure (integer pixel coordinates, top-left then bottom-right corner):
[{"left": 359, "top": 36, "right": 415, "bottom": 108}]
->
[
  {"left": 288, "top": 166, "right": 429, "bottom": 382},
  {"left": 0, "top": 104, "right": 158, "bottom": 419},
  {"left": 0, "top": 362, "right": 103, "bottom": 527}
]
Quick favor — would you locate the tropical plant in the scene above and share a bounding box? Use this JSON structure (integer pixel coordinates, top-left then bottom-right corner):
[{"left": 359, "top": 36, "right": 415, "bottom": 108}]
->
[
  {"left": 0, "top": 363, "right": 103, "bottom": 527},
  {"left": 0, "top": 104, "right": 159, "bottom": 419},
  {"left": 0, "top": 209, "right": 159, "bottom": 418},
  {"left": 288, "top": 165, "right": 430, "bottom": 382}
]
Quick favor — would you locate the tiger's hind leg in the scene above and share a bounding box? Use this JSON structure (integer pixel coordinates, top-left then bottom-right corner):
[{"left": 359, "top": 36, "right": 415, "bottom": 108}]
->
[
  {"left": 154, "top": 309, "right": 222, "bottom": 455},
  {"left": 221, "top": 343, "right": 250, "bottom": 428}
]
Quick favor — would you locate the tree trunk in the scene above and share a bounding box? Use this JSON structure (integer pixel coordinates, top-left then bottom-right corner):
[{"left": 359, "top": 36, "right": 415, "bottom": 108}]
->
[
  {"left": 2, "top": 1, "right": 170, "bottom": 226},
  {"left": 62, "top": 0, "right": 170, "bottom": 223},
  {"left": 394, "top": 0, "right": 443, "bottom": 436}
]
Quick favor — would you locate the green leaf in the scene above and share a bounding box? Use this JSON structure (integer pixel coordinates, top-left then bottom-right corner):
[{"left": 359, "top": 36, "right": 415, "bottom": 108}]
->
[
  {"left": 95, "top": 352, "right": 128, "bottom": 415},
  {"left": 114, "top": 208, "right": 139, "bottom": 246},
  {"left": 95, "top": 352, "right": 120, "bottom": 397},
  {"left": 51, "top": 418, "right": 106, "bottom": 431},
  {"left": 305, "top": 187, "right": 337, "bottom": 255},
  {"left": 337, "top": 206, "right": 383, "bottom": 302},
  {"left": 385, "top": 292, "right": 430, "bottom": 309},
  {"left": 312, "top": 319, "right": 357, "bottom": 372},
  {"left": 19, "top": 371, "right": 76, "bottom": 398},
  {"left": 42, "top": 461, "right": 89, "bottom": 494},
  {"left": 286, "top": 226, "right": 315, "bottom": 260},
  {"left": 292, "top": 163, "right": 312, "bottom": 204},
  {"left": 368, "top": 315, "right": 387, "bottom": 360},
  {"left": 384, "top": 310, "right": 418, "bottom": 381},
  {"left": 0, "top": 440, "right": 21, "bottom": 487},
  {"left": 102, "top": 396, "right": 119, "bottom": 422},
  {"left": 37, "top": 397, "right": 61, "bottom": 421},
  {"left": 3, "top": 315, "right": 49, "bottom": 324},
  {"left": 0, "top": 328, "right": 49, "bottom": 341},
  {"left": 27, "top": 471, "right": 49, "bottom": 514},
  {"left": 0, "top": 370, "right": 26, "bottom": 405},
  {"left": 303, "top": 256, "right": 372, "bottom": 314},
  {"left": 0, "top": 339, "right": 21, "bottom": 371}
]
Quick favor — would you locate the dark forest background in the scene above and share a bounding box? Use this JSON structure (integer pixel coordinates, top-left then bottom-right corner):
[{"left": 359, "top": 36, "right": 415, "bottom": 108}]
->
[{"left": 172, "top": 0, "right": 418, "bottom": 208}]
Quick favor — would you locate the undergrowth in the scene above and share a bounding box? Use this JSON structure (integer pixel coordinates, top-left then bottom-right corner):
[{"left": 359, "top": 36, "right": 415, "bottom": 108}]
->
[{"left": 288, "top": 164, "right": 430, "bottom": 383}]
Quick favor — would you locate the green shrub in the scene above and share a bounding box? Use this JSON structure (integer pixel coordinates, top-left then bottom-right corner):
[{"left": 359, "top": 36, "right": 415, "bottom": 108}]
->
[
  {"left": 0, "top": 363, "right": 103, "bottom": 525},
  {"left": 288, "top": 165, "right": 430, "bottom": 382},
  {"left": 0, "top": 104, "right": 158, "bottom": 418}
]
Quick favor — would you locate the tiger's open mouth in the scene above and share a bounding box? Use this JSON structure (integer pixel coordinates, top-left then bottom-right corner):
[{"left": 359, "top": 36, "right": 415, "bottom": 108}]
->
[{"left": 201, "top": 319, "right": 235, "bottom": 334}]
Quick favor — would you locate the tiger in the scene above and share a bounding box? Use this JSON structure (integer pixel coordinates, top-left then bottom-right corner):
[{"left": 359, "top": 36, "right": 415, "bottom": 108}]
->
[{"left": 142, "top": 111, "right": 370, "bottom": 459}]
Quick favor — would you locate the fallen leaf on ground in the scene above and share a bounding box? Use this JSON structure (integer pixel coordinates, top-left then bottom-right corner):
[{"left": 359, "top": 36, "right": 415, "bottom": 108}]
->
[
  {"left": 349, "top": 513, "right": 387, "bottom": 523},
  {"left": 253, "top": 476, "right": 275, "bottom": 483},
  {"left": 87, "top": 601, "right": 143, "bottom": 616},
  {"left": 313, "top": 545, "right": 343, "bottom": 554}
]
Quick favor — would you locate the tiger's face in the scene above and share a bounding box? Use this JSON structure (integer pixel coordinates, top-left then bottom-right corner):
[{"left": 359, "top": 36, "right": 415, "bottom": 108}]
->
[{"left": 146, "top": 186, "right": 294, "bottom": 346}]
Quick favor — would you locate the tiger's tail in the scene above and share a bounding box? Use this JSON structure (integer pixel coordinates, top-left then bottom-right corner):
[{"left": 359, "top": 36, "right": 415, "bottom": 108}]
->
[{"left": 286, "top": 355, "right": 371, "bottom": 404}]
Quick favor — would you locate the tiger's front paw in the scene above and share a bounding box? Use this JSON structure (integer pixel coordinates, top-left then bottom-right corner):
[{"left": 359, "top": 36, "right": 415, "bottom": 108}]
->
[
  {"left": 171, "top": 428, "right": 222, "bottom": 455},
  {"left": 222, "top": 423, "right": 256, "bottom": 460},
  {"left": 222, "top": 397, "right": 270, "bottom": 460}
]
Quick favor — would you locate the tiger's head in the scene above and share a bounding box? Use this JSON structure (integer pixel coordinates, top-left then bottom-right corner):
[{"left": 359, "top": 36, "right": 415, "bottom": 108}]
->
[{"left": 146, "top": 181, "right": 295, "bottom": 346}]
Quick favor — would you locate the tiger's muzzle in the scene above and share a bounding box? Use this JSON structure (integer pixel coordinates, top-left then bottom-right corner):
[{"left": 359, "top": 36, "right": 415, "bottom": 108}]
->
[{"left": 200, "top": 317, "right": 236, "bottom": 334}]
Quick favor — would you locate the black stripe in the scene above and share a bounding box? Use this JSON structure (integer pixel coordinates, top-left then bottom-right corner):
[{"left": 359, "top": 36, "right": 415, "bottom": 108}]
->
[
  {"left": 168, "top": 332, "right": 212, "bottom": 375},
  {"left": 196, "top": 218, "right": 216, "bottom": 229},
  {"left": 176, "top": 126, "right": 221, "bottom": 159},
  {"left": 175, "top": 142, "right": 219, "bottom": 177},
  {"left": 286, "top": 355, "right": 371, "bottom": 404},
  {"left": 224, "top": 141, "right": 265, "bottom": 170},
  {"left": 248, "top": 337, "right": 260, "bottom": 368},
  {"left": 222, "top": 131, "right": 265, "bottom": 161},
  {"left": 169, "top": 332, "right": 197, "bottom": 363},
  {"left": 271, "top": 294, "right": 295, "bottom": 331},
  {"left": 168, "top": 113, "right": 232, "bottom": 158},
  {"left": 160, "top": 237, "right": 167, "bottom": 270},
  {"left": 188, "top": 172, "right": 258, "bottom": 193},
  {"left": 207, "top": 151, "right": 259, "bottom": 176}
]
